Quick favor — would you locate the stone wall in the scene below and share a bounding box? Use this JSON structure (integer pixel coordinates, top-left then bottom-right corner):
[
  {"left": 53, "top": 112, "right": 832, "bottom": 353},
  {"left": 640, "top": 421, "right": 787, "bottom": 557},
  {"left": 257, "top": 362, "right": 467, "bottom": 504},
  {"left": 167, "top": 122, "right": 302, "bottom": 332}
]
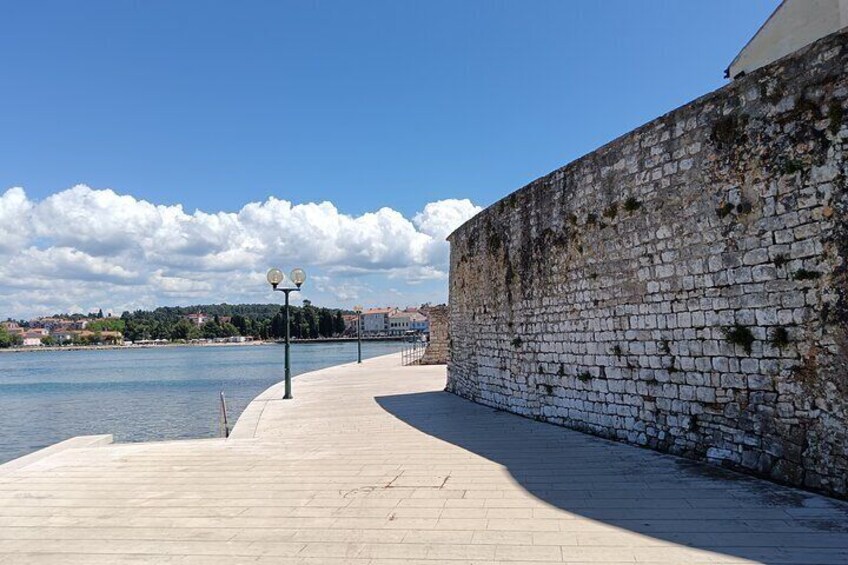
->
[
  {"left": 447, "top": 30, "right": 848, "bottom": 498},
  {"left": 420, "top": 305, "right": 449, "bottom": 365}
]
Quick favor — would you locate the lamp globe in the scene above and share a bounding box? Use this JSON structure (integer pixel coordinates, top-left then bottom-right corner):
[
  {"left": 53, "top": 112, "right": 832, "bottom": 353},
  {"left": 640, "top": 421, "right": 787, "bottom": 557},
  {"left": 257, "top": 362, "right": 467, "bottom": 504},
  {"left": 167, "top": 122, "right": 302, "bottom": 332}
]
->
[
  {"left": 290, "top": 268, "right": 307, "bottom": 287},
  {"left": 266, "top": 268, "right": 284, "bottom": 287}
]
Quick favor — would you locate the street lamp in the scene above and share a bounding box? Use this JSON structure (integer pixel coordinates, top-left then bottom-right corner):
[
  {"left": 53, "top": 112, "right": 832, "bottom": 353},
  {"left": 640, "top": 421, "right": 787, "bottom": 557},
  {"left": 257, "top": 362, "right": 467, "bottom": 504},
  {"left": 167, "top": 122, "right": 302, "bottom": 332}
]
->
[
  {"left": 267, "top": 267, "right": 307, "bottom": 399},
  {"left": 354, "top": 305, "right": 363, "bottom": 364}
]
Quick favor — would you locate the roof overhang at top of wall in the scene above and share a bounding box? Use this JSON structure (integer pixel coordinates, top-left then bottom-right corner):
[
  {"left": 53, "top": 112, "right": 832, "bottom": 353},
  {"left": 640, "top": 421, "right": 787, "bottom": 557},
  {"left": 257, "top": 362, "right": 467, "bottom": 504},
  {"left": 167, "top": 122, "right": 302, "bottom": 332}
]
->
[{"left": 726, "top": 0, "right": 848, "bottom": 79}]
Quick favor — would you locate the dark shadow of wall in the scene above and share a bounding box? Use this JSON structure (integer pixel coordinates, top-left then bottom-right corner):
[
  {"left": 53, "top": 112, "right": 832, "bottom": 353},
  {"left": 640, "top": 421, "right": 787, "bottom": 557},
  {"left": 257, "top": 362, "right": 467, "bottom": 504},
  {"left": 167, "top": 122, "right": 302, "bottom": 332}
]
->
[{"left": 377, "top": 390, "right": 848, "bottom": 565}]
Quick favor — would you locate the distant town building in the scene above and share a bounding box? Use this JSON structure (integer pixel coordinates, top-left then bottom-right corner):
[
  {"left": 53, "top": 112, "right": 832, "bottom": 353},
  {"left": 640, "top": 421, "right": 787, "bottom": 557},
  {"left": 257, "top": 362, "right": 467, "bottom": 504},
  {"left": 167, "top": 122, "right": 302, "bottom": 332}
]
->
[
  {"left": 354, "top": 307, "right": 431, "bottom": 336},
  {"left": 727, "top": 0, "right": 848, "bottom": 79},
  {"left": 408, "top": 312, "right": 429, "bottom": 334},
  {"left": 1, "top": 321, "right": 22, "bottom": 335},
  {"left": 387, "top": 311, "right": 410, "bottom": 335},
  {"left": 95, "top": 331, "right": 124, "bottom": 344},
  {"left": 26, "top": 317, "right": 87, "bottom": 331},
  {"left": 21, "top": 328, "right": 48, "bottom": 347},
  {"left": 66, "top": 330, "right": 124, "bottom": 344},
  {"left": 22, "top": 334, "right": 42, "bottom": 347},
  {"left": 51, "top": 331, "right": 75, "bottom": 344},
  {"left": 360, "top": 307, "right": 396, "bottom": 336},
  {"left": 342, "top": 314, "right": 360, "bottom": 336},
  {"left": 184, "top": 312, "right": 209, "bottom": 326}
]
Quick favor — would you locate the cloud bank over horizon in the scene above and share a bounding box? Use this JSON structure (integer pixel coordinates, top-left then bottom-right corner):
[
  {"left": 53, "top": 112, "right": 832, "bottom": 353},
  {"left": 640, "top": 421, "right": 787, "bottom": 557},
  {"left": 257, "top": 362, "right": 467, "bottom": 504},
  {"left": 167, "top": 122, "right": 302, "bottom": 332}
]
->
[{"left": 0, "top": 185, "right": 481, "bottom": 319}]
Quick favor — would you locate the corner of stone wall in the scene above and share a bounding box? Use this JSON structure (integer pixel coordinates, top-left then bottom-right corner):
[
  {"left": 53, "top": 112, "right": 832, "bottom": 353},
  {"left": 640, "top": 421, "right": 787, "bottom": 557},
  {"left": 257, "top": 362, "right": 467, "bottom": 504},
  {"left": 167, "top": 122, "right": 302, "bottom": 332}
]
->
[{"left": 420, "top": 305, "right": 449, "bottom": 365}]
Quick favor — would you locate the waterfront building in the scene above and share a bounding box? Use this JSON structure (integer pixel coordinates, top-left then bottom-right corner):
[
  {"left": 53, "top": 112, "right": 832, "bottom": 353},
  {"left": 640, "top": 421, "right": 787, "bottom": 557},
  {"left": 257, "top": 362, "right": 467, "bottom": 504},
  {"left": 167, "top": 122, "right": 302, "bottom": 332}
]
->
[
  {"left": 342, "top": 314, "right": 359, "bottom": 336},
  {"left": 360, "top": 307, "right": 395, "bottom": 336},
  {"left": 21, "top": 329, "right": 48, "bottom": 347},
  {"left": 387, "top": 311, "right": 411, "bottom": 335},
  {"left": 408, "top": 312, "right": 429, "bottom": 334}
]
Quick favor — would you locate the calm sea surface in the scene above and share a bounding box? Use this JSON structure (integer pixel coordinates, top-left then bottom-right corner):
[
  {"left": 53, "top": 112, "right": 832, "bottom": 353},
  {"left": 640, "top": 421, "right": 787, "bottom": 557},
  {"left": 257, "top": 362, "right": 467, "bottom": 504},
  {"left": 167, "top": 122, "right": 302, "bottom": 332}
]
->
[{"left": 0, "top": 342, "right": 403, "bottom": 464}]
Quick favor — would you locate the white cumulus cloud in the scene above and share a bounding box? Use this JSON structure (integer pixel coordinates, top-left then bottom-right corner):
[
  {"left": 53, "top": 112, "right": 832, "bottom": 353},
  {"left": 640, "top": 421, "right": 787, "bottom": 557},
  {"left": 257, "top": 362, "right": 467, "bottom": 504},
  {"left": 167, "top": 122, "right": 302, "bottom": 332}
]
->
[{"left": 0, "top": 185, "right": 482, "bottom": 318}]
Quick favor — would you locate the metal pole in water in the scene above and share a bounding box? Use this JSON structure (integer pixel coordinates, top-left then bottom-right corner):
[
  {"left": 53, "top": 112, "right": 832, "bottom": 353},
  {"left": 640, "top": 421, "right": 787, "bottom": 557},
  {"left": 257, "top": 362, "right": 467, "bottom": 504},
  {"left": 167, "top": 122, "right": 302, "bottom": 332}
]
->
[{"left": 219, "top": 391, "right": 230, "bottom": 438}]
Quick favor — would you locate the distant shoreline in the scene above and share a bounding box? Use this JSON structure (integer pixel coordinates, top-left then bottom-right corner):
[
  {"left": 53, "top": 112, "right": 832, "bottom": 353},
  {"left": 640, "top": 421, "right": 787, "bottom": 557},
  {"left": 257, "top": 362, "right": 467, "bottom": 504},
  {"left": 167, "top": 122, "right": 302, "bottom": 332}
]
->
[
  {"left": 0, "top": 341, "right": 271, "bottom": 354},
  {"left": 0, "top": 336, "right": 408, "bottom": 354}
]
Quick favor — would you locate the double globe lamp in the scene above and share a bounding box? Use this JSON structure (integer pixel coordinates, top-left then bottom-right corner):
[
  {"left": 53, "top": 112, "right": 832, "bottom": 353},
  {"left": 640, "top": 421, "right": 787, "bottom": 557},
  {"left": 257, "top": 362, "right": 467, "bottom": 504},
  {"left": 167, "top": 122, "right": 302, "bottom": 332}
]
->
[{"left": 266, "top": 267, "right": 307, "bottom": 399}]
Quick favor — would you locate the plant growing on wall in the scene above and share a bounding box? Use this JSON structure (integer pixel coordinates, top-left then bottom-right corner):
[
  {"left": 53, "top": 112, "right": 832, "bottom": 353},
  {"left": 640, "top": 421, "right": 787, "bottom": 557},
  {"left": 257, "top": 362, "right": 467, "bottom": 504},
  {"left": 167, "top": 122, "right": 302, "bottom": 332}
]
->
[
  {"left": 793, "top": 268, "right": 821, "bottom": 281},
  {"left": 724, "top": 324, "right": 755, "bottom": 355},
  {"left": 828, "top": 101, "right": 843, "bottom": 134},
  {"left": 781, "top": 158, "right": 805, "bottom": 175},
  {"left": 736, "top": 200, "right": 753, "bottom": 214},
  {"left": 716, "top": 202, "right": 734, "bottom": 218},
  {"left": 623, "top": 197, "right": 641, "bottom": 212},
  {"left": 773, "top": 254, "right": 789, "bottom": 269},
  {"left": 602, "top": 203, "right": 618, "bottom": 220},
  {"left": 770, "top": 327, "right": 790, "bottom": 349}
]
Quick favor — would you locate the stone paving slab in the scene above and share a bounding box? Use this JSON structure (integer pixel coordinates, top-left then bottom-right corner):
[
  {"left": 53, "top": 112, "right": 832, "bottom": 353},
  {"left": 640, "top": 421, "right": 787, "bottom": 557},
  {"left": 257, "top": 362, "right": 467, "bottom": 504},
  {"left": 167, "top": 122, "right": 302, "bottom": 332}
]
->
[{"left": 0, "top": 353, "right": 847, "bottom": 564}]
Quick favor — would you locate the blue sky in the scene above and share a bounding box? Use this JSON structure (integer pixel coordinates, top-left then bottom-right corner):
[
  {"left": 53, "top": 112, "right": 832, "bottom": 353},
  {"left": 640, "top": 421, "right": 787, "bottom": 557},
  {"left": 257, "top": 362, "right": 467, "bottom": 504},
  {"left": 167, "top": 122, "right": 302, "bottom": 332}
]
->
[{"left": 0, "top": 1, "right": 779, "bottom": 317}]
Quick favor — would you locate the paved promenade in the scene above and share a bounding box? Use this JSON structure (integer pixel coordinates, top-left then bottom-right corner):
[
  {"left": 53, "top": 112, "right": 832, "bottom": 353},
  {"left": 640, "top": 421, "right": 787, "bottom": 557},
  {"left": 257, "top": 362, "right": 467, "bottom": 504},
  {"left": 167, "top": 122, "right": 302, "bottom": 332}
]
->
[{"left": 1, "top": 354, "right": 847, "bottom": 564}]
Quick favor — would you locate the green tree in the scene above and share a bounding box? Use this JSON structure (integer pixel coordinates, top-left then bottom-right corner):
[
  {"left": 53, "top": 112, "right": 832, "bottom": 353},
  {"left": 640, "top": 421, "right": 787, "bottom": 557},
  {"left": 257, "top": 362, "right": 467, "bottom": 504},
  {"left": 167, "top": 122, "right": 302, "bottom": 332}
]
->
[
  {"left": 256, "top": 319, "right": 270, "bottom": 340},
  {"left": 270, "top": 311, "right": 285, "bottom": 339},
  {"left": 231, "top": 314, "right": 248, "bottom": 335},
  {"left": 88, "top": 319, "right": 126, "bottom": 333},
  {"left": 171, "top": 319, "right": 200, "bottom": 341},
  {"left": 0, "top": 327, "right": 20, "bottom": 348},
  {"left": 151, "top": 321, "right": 171, "bottom": 340},
  {"left": 318, "top": 309, "right": 334, "bottom": 337},
  {"left": 124, "top": 319, "right": 150, "bottom": 342},
  {"left": 301, "top": 300, "right": 318, "bottom": 339},
  {"left": 201, "top": 320, "right": 222, "bottom": 339},
  {"left": 333, "top": 310, "right": 345, "bottom": 336},
  {"left": 291, "top": 309, "right": 304, "bottom": 339}
]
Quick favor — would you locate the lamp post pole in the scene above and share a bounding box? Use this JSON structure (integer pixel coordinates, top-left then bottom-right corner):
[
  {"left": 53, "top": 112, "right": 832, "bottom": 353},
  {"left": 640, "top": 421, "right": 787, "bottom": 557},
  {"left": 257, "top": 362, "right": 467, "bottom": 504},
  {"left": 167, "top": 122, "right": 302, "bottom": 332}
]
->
[
  {"left": 267, "top": 267, "right": 307, "bottom": 400},
  {"left": 282, "top": 288, "right": 294, "bottom": 399},
  {"left": 354, "top": 305, "right": 363, "bottom": 364}
]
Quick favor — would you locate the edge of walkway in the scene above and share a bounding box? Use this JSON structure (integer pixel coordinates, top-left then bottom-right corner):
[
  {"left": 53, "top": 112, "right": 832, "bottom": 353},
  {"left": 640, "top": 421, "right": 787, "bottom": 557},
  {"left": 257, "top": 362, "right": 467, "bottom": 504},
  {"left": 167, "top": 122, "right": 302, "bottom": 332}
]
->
[
  {"left": 0, "top": 434, "right": 113, "bottom": 476},
  {"left": 0, "top": 352, "right": 404, "bottom": 473},
  {"left": 229, "top": 351, "right": 404, "bottom": 440}
]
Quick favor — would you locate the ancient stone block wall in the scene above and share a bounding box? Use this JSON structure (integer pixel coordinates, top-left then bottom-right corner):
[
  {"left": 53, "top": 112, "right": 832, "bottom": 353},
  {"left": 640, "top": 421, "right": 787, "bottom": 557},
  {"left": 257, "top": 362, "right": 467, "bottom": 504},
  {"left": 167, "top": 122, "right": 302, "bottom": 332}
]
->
[
  {"left": 447, "top": 30, "right": 848, "bottom": 498},
  {"left": 421, "top": 305, "right": 449, "bottom": 365}
]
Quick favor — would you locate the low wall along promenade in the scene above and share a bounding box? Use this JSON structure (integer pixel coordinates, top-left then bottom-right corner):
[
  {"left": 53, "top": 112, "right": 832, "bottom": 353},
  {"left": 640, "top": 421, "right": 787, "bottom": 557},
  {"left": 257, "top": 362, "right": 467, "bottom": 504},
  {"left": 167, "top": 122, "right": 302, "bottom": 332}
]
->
[{"left": 447, "top": 30, "right": 848, "bottom": 498}]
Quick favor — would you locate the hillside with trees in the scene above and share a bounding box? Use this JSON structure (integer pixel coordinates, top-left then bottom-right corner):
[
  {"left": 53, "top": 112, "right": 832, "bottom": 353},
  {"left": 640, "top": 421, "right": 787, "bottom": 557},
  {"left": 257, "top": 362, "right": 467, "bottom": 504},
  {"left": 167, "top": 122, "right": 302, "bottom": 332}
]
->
[{"left": 119, "top": 301, "right": 347, "bottom": 342}]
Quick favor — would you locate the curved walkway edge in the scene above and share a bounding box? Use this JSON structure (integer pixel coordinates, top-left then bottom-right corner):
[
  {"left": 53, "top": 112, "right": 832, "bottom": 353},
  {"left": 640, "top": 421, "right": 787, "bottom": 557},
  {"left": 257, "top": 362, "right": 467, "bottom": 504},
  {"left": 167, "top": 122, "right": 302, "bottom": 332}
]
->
[{"left": 229, "top": 352, "right": 402, "bottom": 440}]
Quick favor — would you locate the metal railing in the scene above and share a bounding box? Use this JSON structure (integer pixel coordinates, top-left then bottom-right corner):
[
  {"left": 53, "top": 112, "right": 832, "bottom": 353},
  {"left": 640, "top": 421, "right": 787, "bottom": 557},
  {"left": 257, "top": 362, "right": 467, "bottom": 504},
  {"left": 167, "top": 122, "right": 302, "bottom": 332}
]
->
[
  {"left": 401, "top": 338, "right": 427, "bottom": 366},
  {"left": 219, "top": 391, "right": 230, "bottom": 438}
]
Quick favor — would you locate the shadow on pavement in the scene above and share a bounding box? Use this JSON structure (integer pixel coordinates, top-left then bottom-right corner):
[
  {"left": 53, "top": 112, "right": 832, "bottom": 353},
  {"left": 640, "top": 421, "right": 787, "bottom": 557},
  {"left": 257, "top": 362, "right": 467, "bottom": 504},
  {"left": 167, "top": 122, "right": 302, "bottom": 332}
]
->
[{"left": 376, "top": 390, "right": 848, "bottom": 565}]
